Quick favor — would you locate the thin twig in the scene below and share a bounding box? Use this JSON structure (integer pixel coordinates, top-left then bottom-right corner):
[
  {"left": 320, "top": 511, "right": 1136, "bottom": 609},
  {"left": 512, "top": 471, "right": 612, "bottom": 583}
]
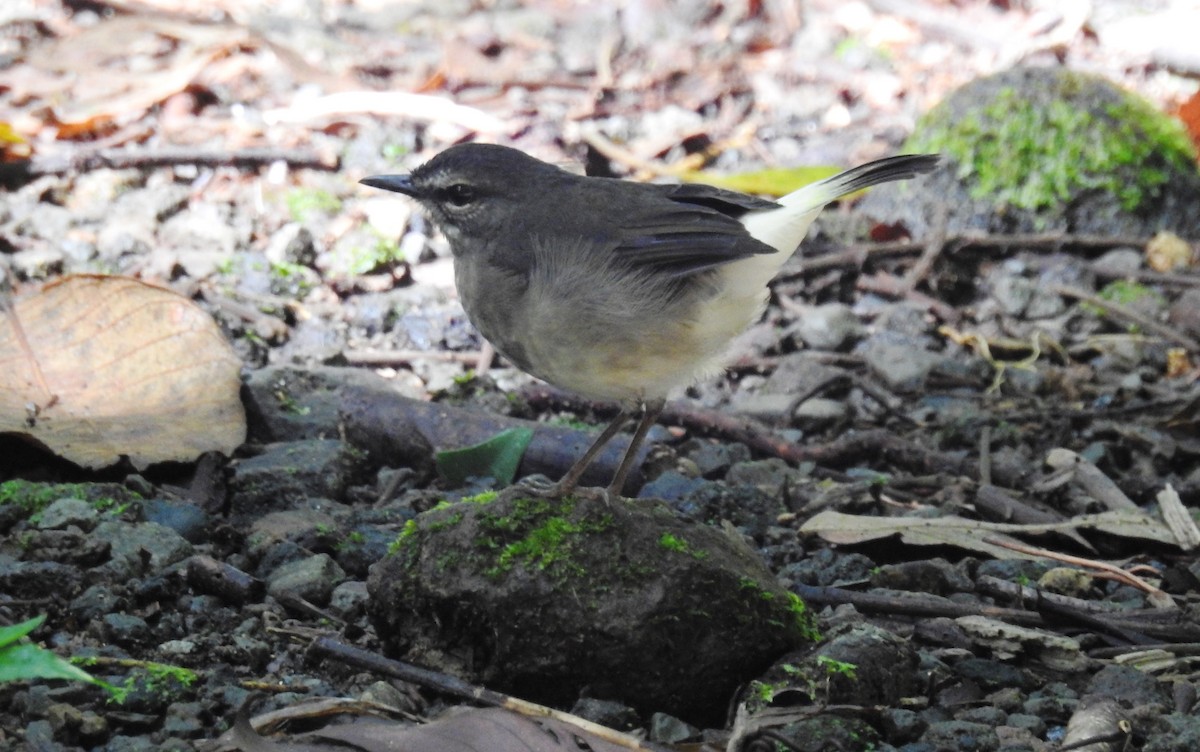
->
[{"left": 1054, "top": 284, "right": 1200, "bottom": 352}]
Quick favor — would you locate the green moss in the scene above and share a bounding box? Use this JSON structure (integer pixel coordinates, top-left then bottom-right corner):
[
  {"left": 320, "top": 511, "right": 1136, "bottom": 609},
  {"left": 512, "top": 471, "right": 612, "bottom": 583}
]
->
[
  {"left": 656, "top": 532, "right": 713, "bottom": 563},
  {"left": 0, "top": 481, "right": 137, "bottom": 522},
  {"left": 906, "top": 69, "right": 1197, "bottom": 214},
  {"left": 788, "top": 592, "right": 822, "bottom": 642},
  {"left": 479, "top": 496, "right": 612, "bottom": 578},
  {"left": 1096, "top": 279, "right": 1163, "bottom": 307}
]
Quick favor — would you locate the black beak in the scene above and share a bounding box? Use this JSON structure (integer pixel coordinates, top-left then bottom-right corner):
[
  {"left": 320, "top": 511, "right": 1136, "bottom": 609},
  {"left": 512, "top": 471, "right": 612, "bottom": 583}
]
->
[{"left": 360, "top": 174, "right": 418, "bottom": 197}]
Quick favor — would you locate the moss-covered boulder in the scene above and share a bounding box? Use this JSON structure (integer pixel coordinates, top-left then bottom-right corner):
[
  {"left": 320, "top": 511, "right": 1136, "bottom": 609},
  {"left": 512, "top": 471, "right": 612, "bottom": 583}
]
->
[
  {"left": 367, "top": 489, "right": 816, "bottom": 725},
  {"left": 864, "top": 67, "right": 1200, "bottom": 237}
]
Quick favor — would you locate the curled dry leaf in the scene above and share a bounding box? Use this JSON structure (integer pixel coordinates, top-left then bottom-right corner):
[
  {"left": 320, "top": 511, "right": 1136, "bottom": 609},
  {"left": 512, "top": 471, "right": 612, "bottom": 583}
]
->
[{"left": 0, "top": 274, "right": 245, "bottom": 470}]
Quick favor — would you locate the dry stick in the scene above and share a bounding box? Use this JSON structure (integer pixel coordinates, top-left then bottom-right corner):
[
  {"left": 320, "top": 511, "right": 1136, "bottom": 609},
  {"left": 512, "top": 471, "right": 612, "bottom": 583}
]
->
[
  {"left": 3, "top": 146, "right": 338, "bottom": 180},
  {"left": 978, "top": 424, "right": 992, "bottom": 487},
  {"left": 344, "top": 348, "right": 486, "bottom": 367},
  {"left": 981, "top": 537, "right": 1174, "bottom": 608},
  {"left": 784, "top": 231, "right": 1200, "bottom": 281},
  {"left": 1054, "top": 284, "right": 1200, "bottom": 352},
  {"left": 309, "top": 637, "right": 673, "bottom": 752},
  {"left": 898, "top": 202, "right": 949, "bottom": 294}
]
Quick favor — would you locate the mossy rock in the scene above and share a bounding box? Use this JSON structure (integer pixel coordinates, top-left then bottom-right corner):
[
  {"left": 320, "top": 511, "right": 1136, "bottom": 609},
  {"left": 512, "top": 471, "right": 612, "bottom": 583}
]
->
[
  {"left": 863, "top": 66, "right": 1200, "bottom": 237},
  {"left": 367, "top": 489, "right": 816, "bottom": 725}
]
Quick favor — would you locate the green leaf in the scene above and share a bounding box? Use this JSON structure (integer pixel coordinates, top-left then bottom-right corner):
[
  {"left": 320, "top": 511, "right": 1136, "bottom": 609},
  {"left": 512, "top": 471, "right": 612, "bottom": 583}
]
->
[
  {"left": 436, "top": 427, "right": 535, "bottom": 487},
  {"left": 0, "top": 615, "right": 125, "bottom": 699},
  {"left": 681, "top": 165, "right": 841, "bottom": 197},
  {"left": 0, "top": 614, "right": 44, "bottom": 648}
]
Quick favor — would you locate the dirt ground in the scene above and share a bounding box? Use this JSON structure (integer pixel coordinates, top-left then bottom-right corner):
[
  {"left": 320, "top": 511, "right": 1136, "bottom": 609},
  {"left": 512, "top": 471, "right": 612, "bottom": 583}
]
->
[{"left": 1, "top": 0, "right": 1199, "bottom": 750}]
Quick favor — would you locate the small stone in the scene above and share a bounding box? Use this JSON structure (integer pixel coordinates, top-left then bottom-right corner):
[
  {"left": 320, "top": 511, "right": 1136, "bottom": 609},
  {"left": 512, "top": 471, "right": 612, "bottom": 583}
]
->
[
  {"left": 648, "top": 713, "right": 698, "bottom": 744},
  {"left": 35, "top": 498, "right": 99, "bottom": 531},
  {"left": 1092, "top": 248, "right": 1144, "bottom": 276},
  {"left": 328, "top": 580, "right": 369, "bottom": 617},
  {"left": 266, "top": 553, "right": 346, "bottom": 606},
  {"left": 570, "top": 698, "right": 639, "bottom": 731},
  {"left": 141, "top": 499, "right": 208, "bottom": 543},
  {"left": 101, "top": 613, "right": 151, "bottom": 647},
  {"left": 69, "top": 584, "right": 123, "bottom": 622},
  {"left": 859, "top": 332, "right": 945, "bottom": 392},
  {"left": 158, "top": 639, "right": 198, "bottom": 657},
  {"left": 45, "top": 702, "right": 83, "bottom": 732},
  {"left": 920, "top": 720, "right": 1000, "bottom": 751},
  {"left": 162, "top": 701, "right": 206, "bottom": 737},
  {"left": 792, "top": 397, "right": 848, "bottom": 429},
  {"left": 880, "top": 707, "right": 926, "bottom": 744},
  {"left": 791, "top": 302, "right": 864, "bottom": 350}
]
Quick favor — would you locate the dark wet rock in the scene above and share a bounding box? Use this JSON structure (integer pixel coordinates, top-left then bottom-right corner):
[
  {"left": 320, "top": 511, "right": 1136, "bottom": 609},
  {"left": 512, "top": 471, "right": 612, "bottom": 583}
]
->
[
  {"left": 332, "top": 525, "right": 397, "bottom": 578},
  {"left": 636, "top": 470, "right": 708, "bottom": 502},
  {"left": 70, "top": 584, "right": 125, "bottom": 622},
  {"left": 767, "top": 622, "right": 918, "bottom": 706},
  {"left": 1022, "top": 682, "right": 1079, "bottom": 722},
  {"left": 881, "top": 707, "right": 926, "bottom": 745},
  {"left": 920, "top": 720, "right": 1000, "bottom": 751},
  {"left": 35, "top": 497, "right": 99, "bottom": 531},
  {"left": 186, "top": 555, "right": 265, "bottom": 605},
  {"left": 953, "top": 657, "right": 1032, "bottom": 692},
  {"left": 725, "top": 458, "right": 801, "bottom": 494},
  {"left": 0, "top": 556, "right": 85, "bottom": 601},
  {"left": 958, "top": 706, "right": 1008, "bottom": 726},
  {"left": 140, "top": 499, "right": 209, "bottom": 543},
  {"left": 228, "top": 440, "right": 368, "bottom": 513},
  {"left": 100, "top": 613, "right": 152, "bottom": 648},
  {"left": 266, "top": 553, "right": 347, "bottom": 607},
  {"left": 678, "top": 438, "right": 750, "bottom": 478},
  {"left": 672, "top": 482, "right": 783, "bottom": 538},
  {"left": 328, "top": 580, "right": 369, "bottom": 618},
  {"left": 770, "top": 714, "right": 882, "bottom": 752},
  {"left": 1144, "top": 715, "right": 1200, "bottom": 752},
  {"left": 780, "top": 549, "right": 876, "bottom": 588},
  {"left": 92, "top": 521, "right": 193, "bottom": 579},
  {"left": 20, "top": 528, "right": 110, "bottom": 566},
  {"left": 162, "top": 701, "right": 208, "bottom": 738},
  {"left": 1004, "top": 713, "right": 1046, "bottom": 737},
  {"left": 872, "top": 558, "right": 973, "bottom": 596},
  {"left": 570, "top": 698, "right": 640, "bottom": 731},
  {"left": 368, "top": 490, "right": 813, "bottom": 724},
  {"left": 1085, "top": 664, "right": 1172, "bottom": 709}
]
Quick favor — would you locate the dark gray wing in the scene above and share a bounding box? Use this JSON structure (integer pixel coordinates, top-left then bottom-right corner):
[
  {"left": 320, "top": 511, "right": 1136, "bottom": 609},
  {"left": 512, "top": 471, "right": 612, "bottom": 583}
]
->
[{"left": 610, "top": 183, "right": 782, "bottom": 280}]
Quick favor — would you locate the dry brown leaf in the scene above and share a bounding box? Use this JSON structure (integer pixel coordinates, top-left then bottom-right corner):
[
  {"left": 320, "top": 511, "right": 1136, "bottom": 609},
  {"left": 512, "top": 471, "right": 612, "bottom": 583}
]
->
[
  {"left": 19, "top": 16, "right": 247, "bottom": 138},
  {"left": 1144, "top": 230, "right": 1193, "bottom": 273},
  {"left": 228, "top": 706, "right": 635, "bottom": 752},
  {"left": 0, "top": 274, "right": 245, "bottom": 469},
  {"left": 800, "top": 509, "right": 1180, "bottom": 559}
]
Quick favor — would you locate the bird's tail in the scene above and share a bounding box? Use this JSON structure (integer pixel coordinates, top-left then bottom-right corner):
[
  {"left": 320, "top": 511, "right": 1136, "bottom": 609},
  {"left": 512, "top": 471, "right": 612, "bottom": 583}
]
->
[{"left": 728, "top": 153, "right": 939, "bottom": 296}]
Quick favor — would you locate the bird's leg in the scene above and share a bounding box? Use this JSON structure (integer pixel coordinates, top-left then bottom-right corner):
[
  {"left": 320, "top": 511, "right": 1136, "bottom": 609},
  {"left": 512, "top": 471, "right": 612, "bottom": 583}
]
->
[
  {"left": 606, "top": 399, "right": 664, "bottom": 497},
  {"left": 550, "top": 408, "right": 632, "bottom": 496}
]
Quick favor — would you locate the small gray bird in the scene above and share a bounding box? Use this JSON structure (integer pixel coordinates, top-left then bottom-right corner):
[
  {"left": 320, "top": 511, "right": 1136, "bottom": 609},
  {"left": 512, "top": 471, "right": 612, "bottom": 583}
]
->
[{"left": 362, "top": 144, "right": 937, "bottom": 496}]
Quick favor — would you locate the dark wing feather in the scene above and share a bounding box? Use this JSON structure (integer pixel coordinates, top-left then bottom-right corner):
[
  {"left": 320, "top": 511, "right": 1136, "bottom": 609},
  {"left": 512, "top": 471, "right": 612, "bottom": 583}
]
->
[{"left": 610, "top": 183, "right": 781, "bottom": 279}]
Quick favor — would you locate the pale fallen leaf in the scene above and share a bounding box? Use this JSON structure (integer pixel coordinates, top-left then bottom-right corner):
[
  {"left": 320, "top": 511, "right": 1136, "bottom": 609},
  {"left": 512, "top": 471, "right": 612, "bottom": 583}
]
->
[
  {"left": 800, "top": 508, "right": 1180, "bottom": 560},
  {"left": 0, "top": 275, "right": 245, "bottom": 469},
  {"left": 227, "top": 706, "right": 632, "bottom": 752}
]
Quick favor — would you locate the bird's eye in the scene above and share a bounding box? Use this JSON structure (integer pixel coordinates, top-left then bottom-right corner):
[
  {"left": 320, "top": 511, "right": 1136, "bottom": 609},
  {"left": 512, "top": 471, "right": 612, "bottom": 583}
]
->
[{"left": 442, "top": 183, "right": 475, "bottom": 207}]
